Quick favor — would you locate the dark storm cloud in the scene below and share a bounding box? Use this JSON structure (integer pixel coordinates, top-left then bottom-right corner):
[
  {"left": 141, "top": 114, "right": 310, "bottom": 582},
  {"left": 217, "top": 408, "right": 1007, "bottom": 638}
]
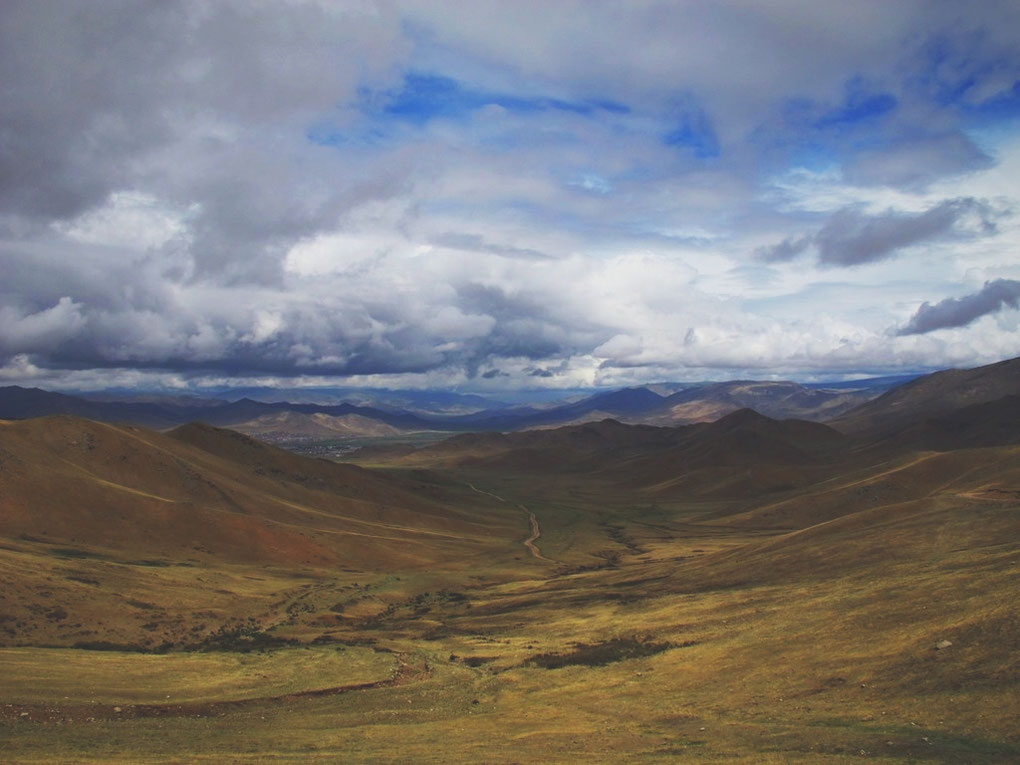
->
[
  {"left": 2, "top": 304, "right": 448, "bottom": 378},
  {"left": 0, "top": 231, "right": 451, "bottom": 377},
  {"left": 0, "top": 1, "right": 185, "bottom": 220},
  {"left": 756, "top": 198, "right": 1000, "bottom": 267},
  {"left": 754, "top": 195, "right": 999, "bottom": 267},
  {"left": 454, "top": 283, "right": 558, "bottom": 352},
  {"left": 756, "top": 234, "right": 812, "bottom": 263},
  {"left": 0, "top": 0, "right": 407, "bottom": 281},
  {"left": 815, "top": 198, "right": 997, "bottom": 267},
  {"left": 454, "top": 282, "right": 609, "bottom": 371},
  {"left": 897, "top": 279, "right": 1020, "bottom": 335}
]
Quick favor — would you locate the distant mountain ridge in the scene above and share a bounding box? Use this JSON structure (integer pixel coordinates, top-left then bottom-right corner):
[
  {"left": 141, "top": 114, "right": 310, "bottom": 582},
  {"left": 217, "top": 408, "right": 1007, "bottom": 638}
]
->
[
  {"left": 353, "top": 355, "right": 1020, "bottom": 497},
  {"left": 427, "top": 378, "right": 891, "bottom": 431},
  {"left": 352, "top": 408, "right": 860, "bottom": 502},
  {"left": 0, "top": 386, "right": 185, "bottom": 428},
  {"left": 1, "top": 358, "right": 1015, "bottom": 435},
  {"left": 646, "top": 380, "right": 873, "bottom": 425},
  {"left": 0, "top": 382, "right": 806, "bottom": 434},
  {"left": 0, "top": 387, "right": 438, "bottom": 433},
  {"left": 230, "top": 410, "right": 404, "bottom": 439}
]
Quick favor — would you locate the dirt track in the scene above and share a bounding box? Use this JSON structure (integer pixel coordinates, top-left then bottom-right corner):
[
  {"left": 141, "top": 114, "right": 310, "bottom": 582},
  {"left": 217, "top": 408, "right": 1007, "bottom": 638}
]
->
[
  {"left": 468, "top": 483, "right": 553, "bottom": 562},
  {"left": 520, "top": 505, "right": 553, "bottom": 562}
]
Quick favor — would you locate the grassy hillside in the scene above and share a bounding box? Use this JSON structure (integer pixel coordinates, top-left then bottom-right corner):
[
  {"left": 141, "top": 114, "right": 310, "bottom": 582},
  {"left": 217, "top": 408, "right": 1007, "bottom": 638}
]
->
[
  {"left": 831, "top": 356, "right": 1020, "bottom": 436},
  {"left": 1, "top": 409, "right": 1017, "bottom": 763}
]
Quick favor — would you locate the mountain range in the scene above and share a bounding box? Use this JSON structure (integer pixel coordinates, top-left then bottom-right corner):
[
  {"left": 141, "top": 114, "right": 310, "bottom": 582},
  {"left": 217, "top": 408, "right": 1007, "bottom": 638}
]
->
[
  {"left": 3, "top": 356, "right": 1018, "bottom": 761},
  {"left": 2, "top": 361, "right": 1005, "bottom": 447},
  {"left": 3, "top": 356, "right": 1015, "bottom": 595},
  {"left": 0, "top": 370, "right": 930, "bottom": 438},
  {"left": 350, "top": 356, "right": 1020, "bottom": 503}
]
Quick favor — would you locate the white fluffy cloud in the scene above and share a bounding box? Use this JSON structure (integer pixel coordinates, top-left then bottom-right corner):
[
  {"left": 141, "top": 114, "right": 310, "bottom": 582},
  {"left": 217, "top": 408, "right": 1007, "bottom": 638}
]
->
[{"left": 1, "top": 0, "right": 1019, "bottom": 391}]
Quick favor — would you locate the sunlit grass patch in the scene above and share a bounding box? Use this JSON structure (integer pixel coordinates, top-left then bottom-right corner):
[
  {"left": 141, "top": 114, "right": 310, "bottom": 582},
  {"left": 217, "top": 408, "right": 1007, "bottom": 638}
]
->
[{"left": 1, "top": 645, "right": 395, "bottom": 705}]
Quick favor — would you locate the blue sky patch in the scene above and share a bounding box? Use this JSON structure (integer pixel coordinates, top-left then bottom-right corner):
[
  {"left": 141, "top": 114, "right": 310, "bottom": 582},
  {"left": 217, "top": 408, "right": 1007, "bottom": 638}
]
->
[
  {"left": 372, "top": 72, "right": 629, "bottom": 125},
  {"left": 815, "top": 79, "right": 897, "bottom": 128},
  {"left": 664, "top": 109, "right": 720, "bottom": 158},
  {"left": 913, "top": 34, "right": 1020, "bottom": 120},
  {"left": 815, "top": 91, "right": 897, "bottom": 127}
]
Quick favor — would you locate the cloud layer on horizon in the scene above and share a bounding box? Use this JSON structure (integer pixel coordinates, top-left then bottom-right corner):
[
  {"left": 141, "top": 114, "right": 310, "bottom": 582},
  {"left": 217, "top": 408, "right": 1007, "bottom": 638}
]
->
[{"left": 1, "top": 1, "right": 1019, "bottom": 391}]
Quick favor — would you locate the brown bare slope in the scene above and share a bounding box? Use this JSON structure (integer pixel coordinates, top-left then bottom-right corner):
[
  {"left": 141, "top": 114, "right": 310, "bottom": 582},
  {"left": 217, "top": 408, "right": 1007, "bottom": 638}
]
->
[
  {"left": 226, "top": 410, "right": 404, "bottom": 438},
  {"left": 648, "top": 380, "right": 876, "bottom": 425},
  {"left": 366, "top": 409, "right": 852, "bottom": 502},
  {"left": 604, "top": 408, "right": 847, "bottom": 499},
  {"left": 888, "top": 394, "right": 1020, "bottom": 451},
  {"left": 0, "top": 417, "right": 520, "bottom": 571},
  {"left": 382, "top": 418, "right": 681, "bottom": 471},
  {"left": 666, "top": 407, "right": 845, "bottom": 467},
  {"left": 831, "top": 355, "right": 1020, "bottom": 436},
  {"left": 716, "top": 443, "right": 1020, "bottom": 530}
]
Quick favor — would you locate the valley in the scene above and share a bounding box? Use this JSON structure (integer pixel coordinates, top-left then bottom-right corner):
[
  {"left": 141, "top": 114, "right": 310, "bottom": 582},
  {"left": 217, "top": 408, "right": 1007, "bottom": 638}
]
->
[
  {"left": 5, "top": 4, "right": 1020, "bottom": 762},
  {"left": 1, "top": 360, "right": 1018, "bottom": 763}
]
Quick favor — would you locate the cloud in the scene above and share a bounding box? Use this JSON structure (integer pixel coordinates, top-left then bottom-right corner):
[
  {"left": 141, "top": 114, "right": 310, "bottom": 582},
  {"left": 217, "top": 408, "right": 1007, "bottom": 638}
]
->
[
  {"left": 898, "top": 279, "right": 1020, "bottom": 335},
  {"left": 757, "top": 197, "right": 1001, "bottom": 267},
  {"left": 2, "top": 2, "right": 1020, "bottom": 389},
  {"left": 429, "top": 232, "right": 555, "bottom": 260},
  {"left": 844, "top": 132, "right": 993, "bottom": 188},
  {"left": 0, "top": 297, "right": 86, "bottom": 354},
  {"left": 0, "top": 0, "right": 409, "bottom": 283},
  {"left": 0, "top": 353, "right": 43, "bottom": 381},
  {"left": 756, "top": 234, "right": 812, "bottom": 263},
  {"left": 815, "top": 198, "right": 999, "bottom": 267}
]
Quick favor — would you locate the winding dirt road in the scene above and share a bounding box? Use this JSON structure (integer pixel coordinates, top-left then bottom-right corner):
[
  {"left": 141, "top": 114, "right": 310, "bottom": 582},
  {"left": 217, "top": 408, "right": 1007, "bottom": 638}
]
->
[
  {"left": 468, "top": 484, "right": 553, "bottom": 562},
  {"left": 520, "top": 505, "right": 554, "bottom": 562}
]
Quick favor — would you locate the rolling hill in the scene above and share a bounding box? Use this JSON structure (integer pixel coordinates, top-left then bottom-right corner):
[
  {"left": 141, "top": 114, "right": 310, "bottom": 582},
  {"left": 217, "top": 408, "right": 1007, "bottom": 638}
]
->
[
  {"left": 2, "top": 359, "right": 1019, "bottom": 762},
  {"left": 831, "top": 355, "right": 1020, "bottom": 436},
  {"left": 0, "top": 415, "right": 519, "bottom": 572},
  {"left": 357, "top": 408, "right": 847, "bottom": 483},
  {"left": 227, "top": 410, "right": 406, "bottom": 439},
  {"left": 641, "top": 379, "right": 876, "bottom": 425}
]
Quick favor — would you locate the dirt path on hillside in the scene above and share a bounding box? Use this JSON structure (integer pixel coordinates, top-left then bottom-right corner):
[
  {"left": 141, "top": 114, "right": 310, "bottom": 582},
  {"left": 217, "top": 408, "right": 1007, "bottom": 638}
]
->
[
  {"left": 520, "top": 505, "right": 554, "bottom": 562},
  {"left": 467, "top": 483, "right": 553, "bottom": 562}
]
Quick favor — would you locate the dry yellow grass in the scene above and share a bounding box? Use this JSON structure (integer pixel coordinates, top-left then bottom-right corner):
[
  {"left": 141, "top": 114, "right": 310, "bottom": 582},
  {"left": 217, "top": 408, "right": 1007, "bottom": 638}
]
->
[
  {"left": 2, "top": 645, "right": 394, "bottom": 705},
  {"left": 1, "top": 416, "right": 1017, "bottom": 762}
]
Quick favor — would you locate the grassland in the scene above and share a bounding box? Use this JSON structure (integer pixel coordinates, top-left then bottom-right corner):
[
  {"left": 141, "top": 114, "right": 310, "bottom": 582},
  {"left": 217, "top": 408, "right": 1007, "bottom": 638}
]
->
[{"left": 1, "top": 416, "right": 1018, "bottom": 763}]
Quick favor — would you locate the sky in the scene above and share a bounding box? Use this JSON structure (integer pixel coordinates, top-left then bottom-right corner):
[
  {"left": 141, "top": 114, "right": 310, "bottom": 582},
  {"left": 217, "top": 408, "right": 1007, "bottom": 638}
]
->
[{"left": 2, "top": 0, "right": 1019, "bottom": 393}]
